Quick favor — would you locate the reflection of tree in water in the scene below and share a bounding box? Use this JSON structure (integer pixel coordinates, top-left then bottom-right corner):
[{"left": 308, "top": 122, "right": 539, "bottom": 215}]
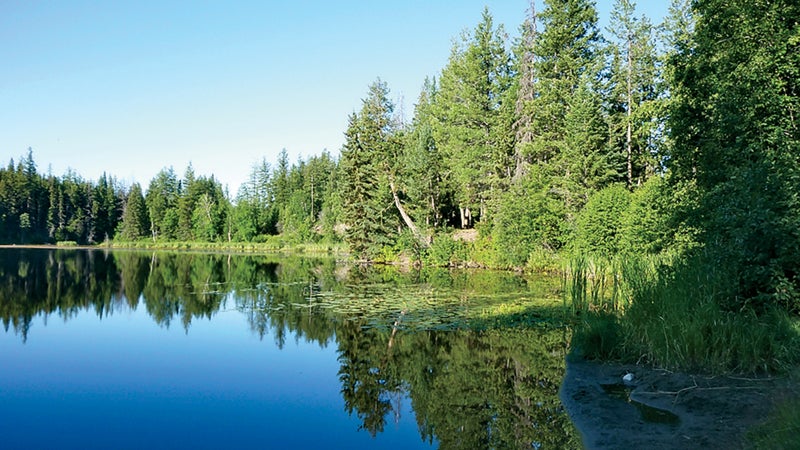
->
[
  {"left": 335, "top": 323, "right": 580, "bottom": 449},
  {"left": 0, "top": 248, "right": 578, "bottom": 447},
  {"left": 0, "top": 249, "right": 123, "bottom": 341}
]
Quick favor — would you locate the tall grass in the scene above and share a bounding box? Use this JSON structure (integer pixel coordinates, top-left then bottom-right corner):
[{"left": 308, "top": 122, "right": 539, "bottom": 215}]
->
[
  {"left": 564, "top": 256, "right": 619, "bottom": 315},
  {"left": 566, "top": 253, "right": 800, "bottom": 374}
]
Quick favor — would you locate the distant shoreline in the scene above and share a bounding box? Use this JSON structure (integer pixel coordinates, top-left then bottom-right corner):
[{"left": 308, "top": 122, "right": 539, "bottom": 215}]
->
[
  {"left": 0, "top": 244, "right": 101, "bottom": 250},
  {"left": 0, "top": 242, "right": 347, "bottom": 256}
]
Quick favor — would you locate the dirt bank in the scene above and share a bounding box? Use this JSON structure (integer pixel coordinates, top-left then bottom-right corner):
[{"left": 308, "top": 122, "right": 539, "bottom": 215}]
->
[{"left": 559, "top": 357, "right": 798, "bottom": 449}]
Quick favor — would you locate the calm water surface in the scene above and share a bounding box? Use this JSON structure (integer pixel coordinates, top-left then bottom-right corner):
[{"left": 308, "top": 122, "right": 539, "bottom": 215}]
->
[{"left": 0, "top": 248, "right": 579, "bottom": 449}]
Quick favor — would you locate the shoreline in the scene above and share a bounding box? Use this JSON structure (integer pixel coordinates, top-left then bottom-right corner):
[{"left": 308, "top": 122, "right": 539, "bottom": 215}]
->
[
  {"left": 0, "top": 242, "right": 346, "bottom": 255},
  {"left": 559, "top": 357, "right": 796, "bottom": 449}
]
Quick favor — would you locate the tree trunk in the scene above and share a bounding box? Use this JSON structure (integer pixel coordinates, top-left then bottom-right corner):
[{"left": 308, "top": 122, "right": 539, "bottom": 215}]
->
[
  {"left": 626, "top": 33, "right": 633, "bottom": 188},
  {"left": 388, "top": 177, "right": 425, "bottom": 246}
]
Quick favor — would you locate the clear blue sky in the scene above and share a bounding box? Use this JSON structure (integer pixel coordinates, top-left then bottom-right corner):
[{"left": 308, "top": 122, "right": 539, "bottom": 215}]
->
[{"left": 1, "top": 1, "right": 669, "bottom": 195}]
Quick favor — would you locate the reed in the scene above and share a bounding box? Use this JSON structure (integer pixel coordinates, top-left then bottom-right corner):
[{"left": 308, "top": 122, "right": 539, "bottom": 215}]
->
[{"left": 566, "top": 253, "right": 800, "bottom": 374}]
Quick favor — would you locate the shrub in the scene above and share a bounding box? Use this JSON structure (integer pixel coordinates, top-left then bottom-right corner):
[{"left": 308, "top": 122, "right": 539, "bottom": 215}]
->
[
  {"left": 425, "top": 232, "right": 468, "bottom": 266},
  {"left": 619, "top": 176, "right": 673, "bottom": 255},
  {"left": 573, "top": 184, "right": 630, "bottom": 256},
  {"left": 493, "top": 177, "right": 566, "bottom": 267}
]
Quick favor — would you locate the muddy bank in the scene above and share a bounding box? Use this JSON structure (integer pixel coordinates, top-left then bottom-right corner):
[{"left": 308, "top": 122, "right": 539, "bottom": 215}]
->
[{"left": 559, "top": 357, "right": 797, "bottom": 449}]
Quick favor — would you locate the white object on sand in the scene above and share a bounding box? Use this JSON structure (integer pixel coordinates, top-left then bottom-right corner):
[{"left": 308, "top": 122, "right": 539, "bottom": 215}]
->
[{"left": 622, "top": 373, "right": 634, "bottom": 384}]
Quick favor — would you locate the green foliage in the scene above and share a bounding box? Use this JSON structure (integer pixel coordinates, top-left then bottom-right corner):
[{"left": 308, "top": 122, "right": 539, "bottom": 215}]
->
[
  {"left": 573, "top": 184, "right": 631, "bottom": 256},
  {"left": 401, "top": 78, "right": 451, "bottom": 228},
  {"left": 425, "top": 232, "right": 469, "bottom": 267},
  {"left": 522, "top": 0, "right": 601, "bottom": 168},
  {"left": 145, "top": 167, "right": 180, "bottom": 240},
  {"left": 559, "top": 74, "right": 618, "bottom": 209},
  {"left": 430, "top": 8, "right": 513, "bottom": 226},
  {"left": 119, "top": 183, "right": 150, "bottom": 241},
  {"left": 339, "top": 80, "right": 401, "bottom": 260},
  {"left": 493, "top": 174, "right": 566, "bottom": 267},
  {"left": 607, "top": 0, "right": 664, "bottom": 187},
  {"left": 667, "top": 0, "right": 800, "bottom": 312},
  {"left": 568, "top": 254, "right": 800, "bottom": 374},
  {"left": 0, "top": 150, "right": 126, "bottom": 245},
  {"left": 619, "top": 176, "right": 673, "bottom": 254},
  {"left": 466, "top": 231, "right": 499, "bottom": 268}
]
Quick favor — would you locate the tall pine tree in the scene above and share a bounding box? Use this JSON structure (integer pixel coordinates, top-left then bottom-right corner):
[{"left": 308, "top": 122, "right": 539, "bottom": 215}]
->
[
  {"left": 339, "top": 80, "right": 399, "bottom": 260},
  {"left": 430, "top": 8, "right": 513, "bottom": 228},
  {"left": 607, "top": 0, "right": 662, "bottom": 188}
]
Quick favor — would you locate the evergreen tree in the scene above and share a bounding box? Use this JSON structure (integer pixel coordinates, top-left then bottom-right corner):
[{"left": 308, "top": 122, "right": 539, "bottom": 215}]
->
[
  {"left": 524, "top": 0, "right": 601, "bottom": 169},
  {"left": 501, "top": 0, "right": 607, "bottom": 254},
  {"left": 403, "top": 78, "right": 450, "bottom": 228},
  {"left": 516, "top": 0, "right": 609, "bottom": 223},
  {"left": 559, "top": 75, "right": 614, "bottom": 210},
  {"left": 512, "top": 1, "right": 538, "bottom": 180},
  {"left": 339, "top": 80, "right": 399, "bottom": 259},
  {"left": 91, "top": 173, "right": 121, "bottom": 243},
  {"left": 233, "top": 158, "right": 277, "bottom": 240},
  {"left": 271, "top": 148, "right": 290, "bottom": 230},
  {"left": 430, "top": 8, "right": 513, "bottom": 227},
  {"left": 607, "top": 0, "right": 662, "bottom": 188},
  {"left": 119, "top": 183, "right": 149, "bottom": 241},
  {"left": 146, "top": 167, "right": 180, "bottom": 240}
]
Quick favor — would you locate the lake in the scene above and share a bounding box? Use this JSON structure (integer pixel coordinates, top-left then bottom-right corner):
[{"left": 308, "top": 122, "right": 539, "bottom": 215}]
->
[{"left": 0, "top": 248, "right": 580, "bottom": 449}]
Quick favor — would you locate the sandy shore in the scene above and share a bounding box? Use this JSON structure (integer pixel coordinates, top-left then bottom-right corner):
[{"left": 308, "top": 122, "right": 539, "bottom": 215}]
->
[{"left": 559, "top": 357, "right": 797, "bottom": 449}]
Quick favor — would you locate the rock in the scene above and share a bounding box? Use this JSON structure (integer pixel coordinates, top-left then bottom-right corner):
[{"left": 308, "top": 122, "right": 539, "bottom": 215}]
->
[{"left": 623, "top": 372, "right": 635, "bottom": 384}]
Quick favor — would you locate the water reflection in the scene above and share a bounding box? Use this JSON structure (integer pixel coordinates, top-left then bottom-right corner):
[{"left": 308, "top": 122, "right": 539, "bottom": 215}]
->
[{"left": 0, "top": 248, "right": 578, "bottom": 448}]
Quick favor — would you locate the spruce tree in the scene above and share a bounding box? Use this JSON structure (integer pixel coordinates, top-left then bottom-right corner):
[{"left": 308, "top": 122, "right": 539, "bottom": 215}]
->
[
  {"left": 430, "top": 7, "right": 513, "bottom": 227},
  {"left": 119, "top": 183, "right": 149, "bottom": 241},
  {"left": 403, "top": 78, "right": 449, "bottom": 228},
  {"left": 607, "top": 0, "right": 662, "bottom": 188},
  {"left": 339, "top": 80, "right": 399, "bottom": 260},
  {"left": 524, "top": 0, "right": 601, "bottom": 168}
]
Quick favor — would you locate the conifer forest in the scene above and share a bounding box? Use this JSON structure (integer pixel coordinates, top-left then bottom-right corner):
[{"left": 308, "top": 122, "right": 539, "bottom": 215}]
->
[{"left": 2, "top": 0, "right": 799, "bottom": 319}]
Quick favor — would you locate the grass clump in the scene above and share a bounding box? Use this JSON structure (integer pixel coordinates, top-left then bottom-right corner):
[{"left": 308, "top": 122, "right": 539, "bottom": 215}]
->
[{"left": 567, "top": 253, "right": 800, "bottom": 374}]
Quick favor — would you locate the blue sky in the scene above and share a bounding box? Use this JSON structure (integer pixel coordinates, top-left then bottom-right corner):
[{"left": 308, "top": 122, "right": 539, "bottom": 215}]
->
[{"left": 1, "top": 1, "right": 669, "bottom": 195}]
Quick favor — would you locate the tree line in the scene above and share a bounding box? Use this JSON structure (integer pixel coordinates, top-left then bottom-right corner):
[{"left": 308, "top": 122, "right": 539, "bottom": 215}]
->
[
  {"left": 1, "top": 0, "right": 673, "bottom": 250},
  {"left": 2, "top": 0, "right": 798, "bottom": 311}
]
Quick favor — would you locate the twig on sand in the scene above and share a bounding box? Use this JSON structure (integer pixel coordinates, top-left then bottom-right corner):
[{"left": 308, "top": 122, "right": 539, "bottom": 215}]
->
[
  {"left": 636, "top": 376, "right": 767, "bottom": 405},
  {"left": 727, "top": 375, "right": 783, "bottom": 382}
]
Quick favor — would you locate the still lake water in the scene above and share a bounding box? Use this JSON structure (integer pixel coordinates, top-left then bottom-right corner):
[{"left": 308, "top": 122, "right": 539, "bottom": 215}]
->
[{"left": 0, "top": 248, "right": 579, "bottom": 449}]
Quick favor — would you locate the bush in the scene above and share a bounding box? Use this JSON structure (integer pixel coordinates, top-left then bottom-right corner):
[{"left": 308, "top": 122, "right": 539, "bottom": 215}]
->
[
  {"left": 619, "top": 176, "right": 673, "bottom": 255},
  {"left": 573, "top": 184, "right": 630, "bottom": 256},
  {"left": 493, "top": 177, "right": 566, "bottom": 267},
  {"left": 467, "top": 232, "right": 499, "bottom": 268},
  {"left": 425, "top": 232, "right": 468, "bottom": 266}
]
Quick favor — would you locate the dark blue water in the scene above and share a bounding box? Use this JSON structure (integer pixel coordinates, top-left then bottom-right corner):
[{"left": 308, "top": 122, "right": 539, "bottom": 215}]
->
[{"left": 0, "top": 305, "right": 426, "bottom": 449}]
